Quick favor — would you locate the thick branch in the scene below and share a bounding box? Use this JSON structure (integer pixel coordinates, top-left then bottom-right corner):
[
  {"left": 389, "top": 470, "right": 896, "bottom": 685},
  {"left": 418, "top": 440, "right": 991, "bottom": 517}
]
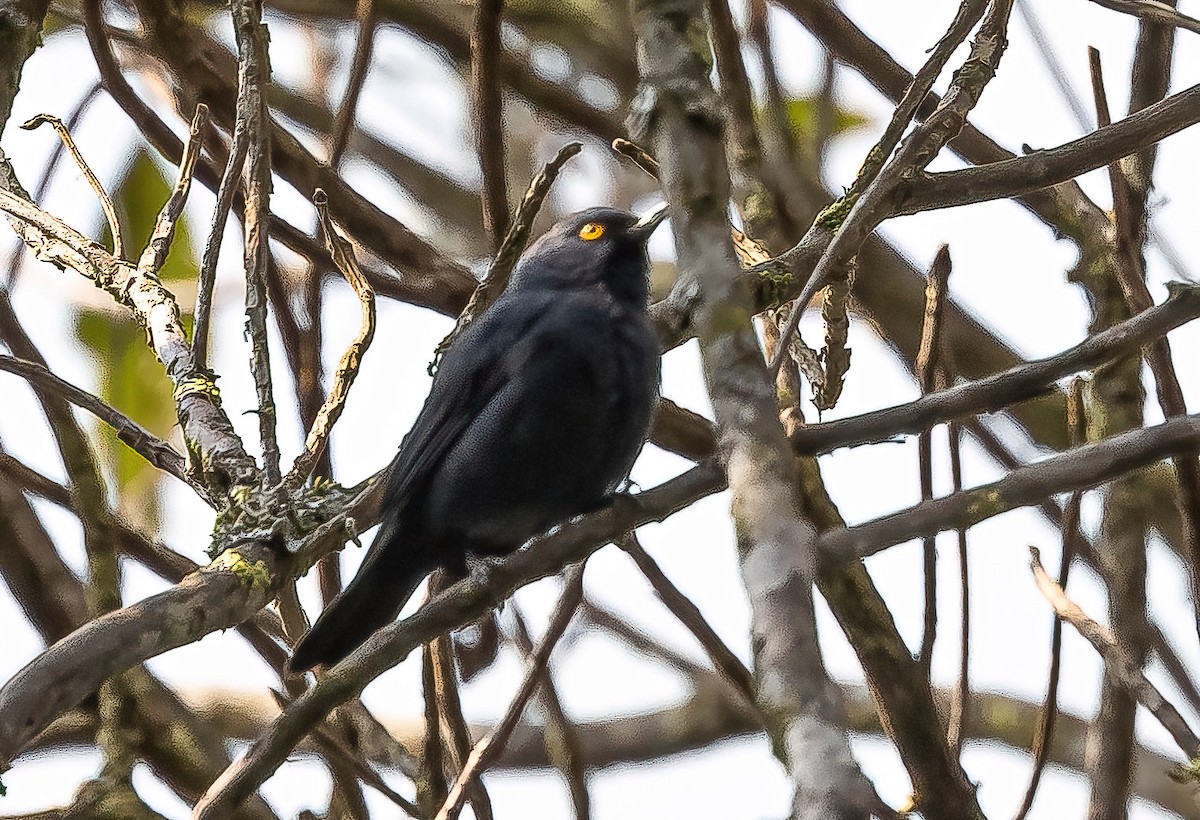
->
[
  {"left": 791, "top": 283, "right": 1200, "bottom": 454},
  {"left": 818, "top": 415, "right": 1200, "bottom": 561},
  {"left": 896, "top": 82, "right": 1200, "bottom": 214},
  {"left": 628, "top": 1, "right": 888, "bottom": 816}
]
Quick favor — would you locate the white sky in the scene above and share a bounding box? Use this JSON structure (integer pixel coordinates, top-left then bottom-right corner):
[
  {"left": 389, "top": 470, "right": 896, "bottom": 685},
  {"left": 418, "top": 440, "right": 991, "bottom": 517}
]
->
[{"left": 2, "top": 1, "right": 1199, "bottom": 818}]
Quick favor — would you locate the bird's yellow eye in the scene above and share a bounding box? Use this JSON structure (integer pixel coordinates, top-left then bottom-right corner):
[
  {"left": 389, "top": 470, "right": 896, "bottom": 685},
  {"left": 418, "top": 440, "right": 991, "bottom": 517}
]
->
[{"left": 578, "top": 222, "right": 605, "bottom": 241}]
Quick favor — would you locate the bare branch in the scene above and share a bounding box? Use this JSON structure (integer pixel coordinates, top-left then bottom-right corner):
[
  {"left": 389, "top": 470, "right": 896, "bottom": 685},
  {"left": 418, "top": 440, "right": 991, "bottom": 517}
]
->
[
  {"left": 508, "top": 604, "right": 591, "bottom": 820},
  {"left": 428, "top": 572, "right": 495, "bottom": 820},
  {"left": 434, "top": 564, "right": 584, "bottom": 820},
  {"left": 0, "top": 354, "right": 201, "bottom": 498},
  {"left": 791, "top": 283, "right": 1200, "bottom": 454},
  {"left": 819, "top": 414, "right": 1200, "bottom": 561},
  {"left": 328, "top": 0, "right": 376, "bottom": 168},
  {"left": 619, "top": 534, "right": 756, "bottom": 705},
  {"left": 1030, "top": 547, "right": 1200, "bottom": 758},
  {"left": 284, "top": 190, "right": 377, "bottom": 487},
  {"left": 470, "top": 0, "right": 508, "bottom": 249},
  {"left": 897, "top": 81, "right": 1200, "bottom": 214},
  {"left": 232, "top": 0, "right": 281, "bottom": 486},
  {"left": 19, "top": 113, "right": 124, "bottom": 259},
  {"left": 1086, "top": 0, "right": 1200, "bottom": 34}
]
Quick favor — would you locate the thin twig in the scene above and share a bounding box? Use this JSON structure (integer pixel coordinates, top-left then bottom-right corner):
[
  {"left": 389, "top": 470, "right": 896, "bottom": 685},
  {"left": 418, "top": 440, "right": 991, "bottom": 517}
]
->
[
  {"left": 611, "top": 138, "right": 660, "bottom": 178},
  {"left": 470, "top": 0, "right": 508, "bottom": 249},
  {"left": 509, "top": 604, "right": 591, "bottom": 820},
  {"left": 194, "top": 91, "right": 252, "bottom": 372},
  {"left": 4, "top": 83, "right": 103, "bottom": 290},
  {"left": 1014, "top": 0, "right": 1093, "bottom": 131},
  {"left": 232, "top": 0, "right": 282, "bottom": 486},
  {"left": 434, "top": 563, "right": 586, "bottom": 820},
  {"left": 578, "top": 596, "right": 707, "bottom": 676},
  {"left": 268, "top": 689, "right": 421, "bottom": 817},
  {"left": 770, "top": 0, "right": 1013, "bottom": 378},
  {"left": 0, "top": 450, "right": 67, "bottom": 503},
  {"left": 0, "top": 353, "right": 205, "bottom": 500},
  {"left": 1015, "top": 378, "right": 1087, "bottom": 819},
  {"left": 618, "top": 534, "right": 757, "bottom": 705},
  {"left": 428, "top": 574, "right": 495, "bottom": 820},
  {"left": 328, "top": 0, "right": 377, "bottom": 168},
  {"left": 135, "top": 104, "right": 208, "bottom": 279},
  {"left": 1029, "top": 547, "right": 1200, "bottom": 757},
  {"left": 284, "top": 189, "right": 377, "bottom": 487},
  {"left": 431, "top": 142, "right": 582, "bottom": 371},
  {"left": 945, "top": 412, "right": 970, "bottom": 756},
  {"left": 19, "top": 113, "right": 124, "bottom": 260},
  {"left": 917, "top": 245, "right": 951, "bottom": 678}
]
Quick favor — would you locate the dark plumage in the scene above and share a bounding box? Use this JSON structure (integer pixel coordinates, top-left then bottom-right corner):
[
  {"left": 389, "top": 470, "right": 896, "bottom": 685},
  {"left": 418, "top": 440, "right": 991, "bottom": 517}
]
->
[{"left": 289, "top": 205, "right": 666, "bottom": 672}]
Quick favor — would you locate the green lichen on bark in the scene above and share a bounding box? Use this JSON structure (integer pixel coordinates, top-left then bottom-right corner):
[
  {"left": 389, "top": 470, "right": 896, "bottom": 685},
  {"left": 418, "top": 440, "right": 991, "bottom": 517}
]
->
[
  {"left": 814, "top": 194, "right": 856, "bottom": 230},
  {"left": 210, "top": 549, "right": 272, "bottom": 591}
]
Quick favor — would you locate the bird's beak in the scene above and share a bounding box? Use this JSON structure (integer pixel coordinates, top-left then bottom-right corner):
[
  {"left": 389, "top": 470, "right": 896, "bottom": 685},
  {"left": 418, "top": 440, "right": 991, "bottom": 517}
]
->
[{"left": 631, "top": 201, "right": 669, "bottom": 241}]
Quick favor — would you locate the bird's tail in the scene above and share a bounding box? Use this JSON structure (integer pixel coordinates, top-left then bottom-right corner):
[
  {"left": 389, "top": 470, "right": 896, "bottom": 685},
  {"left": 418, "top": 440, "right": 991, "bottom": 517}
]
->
[{"left": 288, "top": 524, "right": 437, "bottom": 673}]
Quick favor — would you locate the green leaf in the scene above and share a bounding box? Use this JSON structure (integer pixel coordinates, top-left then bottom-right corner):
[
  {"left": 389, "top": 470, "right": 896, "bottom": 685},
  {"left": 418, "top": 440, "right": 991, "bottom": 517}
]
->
[
  {"left": 777, "top": 97, "right": 870, "bottom": 141},
  {"left": 76, "top": 310, "right": 180, "bottom": 529},
  {"left": 79, "top": 148, "right": 201, "bottom": 529}
]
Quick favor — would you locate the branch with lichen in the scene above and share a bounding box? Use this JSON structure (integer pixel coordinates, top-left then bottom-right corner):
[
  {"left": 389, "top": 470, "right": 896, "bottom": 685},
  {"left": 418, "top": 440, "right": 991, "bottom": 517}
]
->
[
  {"left": 771, "top": 0, "right": 1014, "bottom": 377},
  {"left": 628, "top": 0, "right": 892, "bottom": 816},
  {"left": 0, "top": 109, "right": 258, "bottom": 494}
]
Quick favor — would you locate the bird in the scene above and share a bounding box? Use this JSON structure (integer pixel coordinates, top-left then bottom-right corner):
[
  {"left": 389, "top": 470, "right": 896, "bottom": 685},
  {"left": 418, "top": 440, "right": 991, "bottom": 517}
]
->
[{"left": 288, "top": 204, "right": 668, "bottom": 672}]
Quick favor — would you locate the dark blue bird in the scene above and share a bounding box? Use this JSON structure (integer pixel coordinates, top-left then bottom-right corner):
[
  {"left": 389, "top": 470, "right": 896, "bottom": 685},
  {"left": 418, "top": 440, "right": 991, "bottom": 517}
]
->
[{"left": 289, "top": 205, "right": 666, "bottom": 671}]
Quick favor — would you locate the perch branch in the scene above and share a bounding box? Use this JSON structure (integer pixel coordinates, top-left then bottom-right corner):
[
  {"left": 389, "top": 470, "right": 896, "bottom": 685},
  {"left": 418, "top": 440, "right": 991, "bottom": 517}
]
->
[{"left": 191, "top": 460, "right": 724, "bottom": 818}]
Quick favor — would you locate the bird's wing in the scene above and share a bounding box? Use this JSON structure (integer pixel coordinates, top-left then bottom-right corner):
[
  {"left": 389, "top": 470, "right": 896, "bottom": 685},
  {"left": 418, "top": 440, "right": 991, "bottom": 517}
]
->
[{"left": 381, "top": 292, "right": 552, "bottom": 508}]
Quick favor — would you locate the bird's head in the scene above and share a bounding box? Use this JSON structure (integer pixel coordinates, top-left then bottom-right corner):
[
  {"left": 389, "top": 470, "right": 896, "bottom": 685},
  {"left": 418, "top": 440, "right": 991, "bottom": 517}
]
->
[{"left": 509, "top": 204, "right": 668, "bottom": 308}]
